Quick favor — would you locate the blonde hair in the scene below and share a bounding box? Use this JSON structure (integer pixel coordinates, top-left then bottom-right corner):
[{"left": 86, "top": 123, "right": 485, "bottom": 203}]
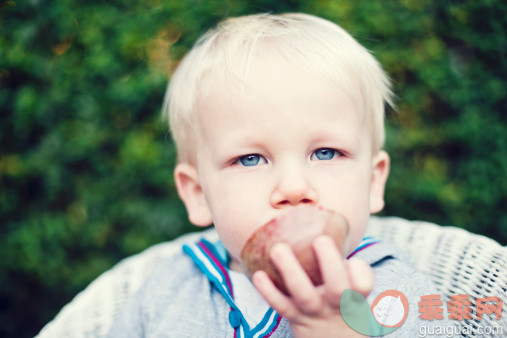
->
[{"left": 163, "top": 13, "right": 394, "bottom": 164}]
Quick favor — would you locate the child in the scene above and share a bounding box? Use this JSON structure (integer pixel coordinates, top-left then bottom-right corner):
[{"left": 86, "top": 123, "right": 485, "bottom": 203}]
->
[{"left": 108, "top": 13, "right": 446, "bottom": 337}]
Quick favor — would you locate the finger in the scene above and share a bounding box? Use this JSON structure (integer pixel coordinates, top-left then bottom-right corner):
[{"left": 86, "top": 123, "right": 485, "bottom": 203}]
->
[
  {"left": 313, "top": 235, "right": 349, "bottom": 307},
  {"left": 252, "top": 270, "right": 299, "bottom": 319},
  {"left": 345, "top": 257, "right": 374, "bottom": 297},
  {"left": 270, "top": 242, "right": 323, "bottom": 315}
]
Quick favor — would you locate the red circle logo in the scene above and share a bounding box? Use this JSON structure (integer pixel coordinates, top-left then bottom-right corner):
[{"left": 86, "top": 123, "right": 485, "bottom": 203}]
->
[{"left": 370, "top": 289, "right": 409, "bottom": 328}]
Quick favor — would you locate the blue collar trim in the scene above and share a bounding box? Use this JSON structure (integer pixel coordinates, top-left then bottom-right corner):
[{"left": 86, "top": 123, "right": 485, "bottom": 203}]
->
[{"left": 183, "top": 236, "right": 379, "bottom": 337}]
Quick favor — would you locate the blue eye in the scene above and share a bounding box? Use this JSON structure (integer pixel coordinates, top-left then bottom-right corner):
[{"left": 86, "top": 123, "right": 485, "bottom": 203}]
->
[
  {"left": 312, "top": 148, "right": 339, "bottom": 160},
  {"left": 239, "top": 154, "right": 263, "bottom": 166}
]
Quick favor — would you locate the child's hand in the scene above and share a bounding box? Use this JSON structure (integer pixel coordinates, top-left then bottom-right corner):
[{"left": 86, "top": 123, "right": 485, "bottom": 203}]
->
[{"left": 252, "top": 235, "right": 374, "bottom": 338}]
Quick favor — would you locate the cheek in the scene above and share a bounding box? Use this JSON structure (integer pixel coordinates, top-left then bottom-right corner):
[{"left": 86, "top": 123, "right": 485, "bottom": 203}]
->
[
  {"left": 346, "top": 211, "right": 370, "bottom": 254},
  {"left": 214, "top": 226, "right": 246, "bottom": 262},
  {"left": 208, "top": 200, "right": 248, "bottom": 256},
  {"left": 204, "top": 178, "right": 266, "bottom": 259},
  {"left": 317, "top": 167, "right": 371, "bottom": 253}
]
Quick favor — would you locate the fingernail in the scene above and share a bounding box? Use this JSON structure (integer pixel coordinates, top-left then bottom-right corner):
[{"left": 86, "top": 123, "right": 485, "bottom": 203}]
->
[
  {"left": 356, "top": 277, "right": 373, "bottom": 291},
  {"left": 270, "top": 242, "right": 288, "bottom": 260},
  {"left": 252, "top": 271, "right": 263, "bottom": 286},
  {"left": 314, "top": 235, "right": 333, "bottom": 247}
]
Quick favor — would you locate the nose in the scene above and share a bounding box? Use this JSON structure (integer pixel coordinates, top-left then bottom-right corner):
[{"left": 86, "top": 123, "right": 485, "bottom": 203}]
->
[{"left": 270, "top": 161, "right": 318, "bottom": 208}]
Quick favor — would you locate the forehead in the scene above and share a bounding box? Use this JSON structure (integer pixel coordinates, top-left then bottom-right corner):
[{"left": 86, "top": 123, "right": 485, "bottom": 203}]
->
[
  {"left": 195, "top": 55, "right": 371, "bottom": 149},
  {"left": 197, "top": 45, "right": 364, "bottom": 113}
]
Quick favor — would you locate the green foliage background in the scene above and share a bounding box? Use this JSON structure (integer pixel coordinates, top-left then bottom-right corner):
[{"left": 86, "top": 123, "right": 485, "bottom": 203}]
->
[{"left": 1, "top": 0, "right": 505, "bottom": 336}]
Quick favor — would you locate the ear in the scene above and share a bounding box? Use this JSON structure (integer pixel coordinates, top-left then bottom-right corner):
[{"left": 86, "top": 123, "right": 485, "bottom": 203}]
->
[
  {"left": 174, "top": 163, "right": 213, "bottom": 227},
  {"left": 369, "top": 150, "right": 390, "bottom": 214}
]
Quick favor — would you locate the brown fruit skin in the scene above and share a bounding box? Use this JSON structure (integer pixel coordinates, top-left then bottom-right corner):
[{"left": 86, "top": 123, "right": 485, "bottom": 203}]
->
[{"left": 240, "top": 206, "right": 349, "bottom": 295}]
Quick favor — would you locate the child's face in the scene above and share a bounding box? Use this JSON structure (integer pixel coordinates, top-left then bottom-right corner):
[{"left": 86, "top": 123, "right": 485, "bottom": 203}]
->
[{"left": 175, "top": 56, "right": 389, "bottom": 269}]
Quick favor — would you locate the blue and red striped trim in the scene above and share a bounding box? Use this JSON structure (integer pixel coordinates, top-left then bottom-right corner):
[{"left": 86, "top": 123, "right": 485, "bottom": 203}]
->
[
  {"left": 183, "top": 239, "right": 282, "bottom": 337},
  {"left": 347, "top": 236, "right": 379, "bottom": 259},
  {"left": 183, "top": 236, "right": 378, "bottom": 337}
]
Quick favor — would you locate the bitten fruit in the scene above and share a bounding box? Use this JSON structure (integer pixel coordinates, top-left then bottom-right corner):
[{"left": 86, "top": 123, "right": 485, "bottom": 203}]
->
[{"left": 240, "top": 206, "right": 349, "bottom": 295}]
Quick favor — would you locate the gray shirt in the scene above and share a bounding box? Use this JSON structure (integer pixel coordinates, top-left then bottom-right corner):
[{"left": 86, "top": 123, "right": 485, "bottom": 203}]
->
[{"left": 107, "top": 237, "right": 453, "bottom": 337}]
